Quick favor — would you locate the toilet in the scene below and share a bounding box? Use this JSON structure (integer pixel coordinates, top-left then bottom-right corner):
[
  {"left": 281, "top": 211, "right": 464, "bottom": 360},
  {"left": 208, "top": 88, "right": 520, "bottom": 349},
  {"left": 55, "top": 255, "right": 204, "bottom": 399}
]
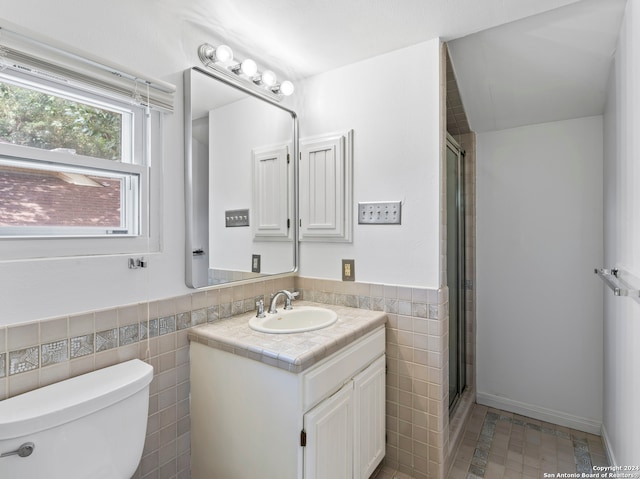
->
[{"left": 0, "top": 359, "right": 153, "bottom": 479}]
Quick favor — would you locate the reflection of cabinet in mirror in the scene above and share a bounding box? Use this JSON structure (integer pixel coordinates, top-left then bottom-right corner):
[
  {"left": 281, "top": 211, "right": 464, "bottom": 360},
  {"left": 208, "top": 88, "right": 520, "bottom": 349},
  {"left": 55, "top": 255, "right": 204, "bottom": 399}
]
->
[
  {"left": 252, "top": 143, "right": 293, "bottom": 241},
  {"left": 299, "top": 130, "right": 353, "bottom": 242}
]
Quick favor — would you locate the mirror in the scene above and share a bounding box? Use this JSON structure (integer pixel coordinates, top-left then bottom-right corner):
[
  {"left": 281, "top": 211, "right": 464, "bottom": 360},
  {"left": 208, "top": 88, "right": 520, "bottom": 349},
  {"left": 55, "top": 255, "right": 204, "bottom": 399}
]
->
[{"left": 185, "top": 67, "right": 298, "bottom": 288}]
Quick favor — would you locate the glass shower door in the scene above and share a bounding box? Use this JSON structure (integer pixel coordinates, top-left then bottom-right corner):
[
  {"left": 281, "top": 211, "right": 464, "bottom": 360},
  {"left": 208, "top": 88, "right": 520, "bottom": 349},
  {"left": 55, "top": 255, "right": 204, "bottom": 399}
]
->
[{"left": 447, "top": 137, "right": 466, "bottom": 411}]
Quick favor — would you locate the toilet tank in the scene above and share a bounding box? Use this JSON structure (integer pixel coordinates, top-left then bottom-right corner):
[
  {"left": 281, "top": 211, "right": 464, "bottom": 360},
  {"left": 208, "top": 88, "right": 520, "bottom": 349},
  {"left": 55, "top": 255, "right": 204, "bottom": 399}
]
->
[{"left": 0, "top": 359, "right": 153, "bottom": 479}]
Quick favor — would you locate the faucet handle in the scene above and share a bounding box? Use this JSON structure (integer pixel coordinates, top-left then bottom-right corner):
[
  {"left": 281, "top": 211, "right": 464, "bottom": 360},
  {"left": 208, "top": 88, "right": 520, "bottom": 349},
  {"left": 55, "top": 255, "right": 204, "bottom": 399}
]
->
[
  {"left": 284, "top": 291, "right": 299, "bottom": 310},
  {"left": 255, "top": 299, "right": 265, "bottom": 318}
]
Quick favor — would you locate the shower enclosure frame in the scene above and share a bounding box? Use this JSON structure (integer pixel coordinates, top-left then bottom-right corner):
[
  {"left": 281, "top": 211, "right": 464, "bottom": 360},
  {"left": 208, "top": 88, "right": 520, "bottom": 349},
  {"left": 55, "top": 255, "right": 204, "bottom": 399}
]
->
[{"left": 447, "top": 133, "right": 466, "bottom": 413}]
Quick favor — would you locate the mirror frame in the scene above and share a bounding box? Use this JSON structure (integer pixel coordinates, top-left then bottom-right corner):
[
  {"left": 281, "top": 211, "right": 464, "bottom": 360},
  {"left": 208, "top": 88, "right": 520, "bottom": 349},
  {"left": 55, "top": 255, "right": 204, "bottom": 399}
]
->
[{"left": 184, "top": 66, "right": 299, "bottom": 289}]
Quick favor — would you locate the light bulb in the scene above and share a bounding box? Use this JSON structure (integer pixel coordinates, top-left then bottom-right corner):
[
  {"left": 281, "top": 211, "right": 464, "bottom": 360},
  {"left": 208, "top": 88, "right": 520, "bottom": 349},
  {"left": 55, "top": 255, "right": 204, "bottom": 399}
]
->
[
  {"left": 261, "top": 70, "right": 277, "bottom": 87},
  {"left": 214, "top": 44, "right": 233, "bottom": 63},
  {"left": 279, "top": 81, "right": 294, "bottom": 96},
  {"left": 240, "top": 59, "right": 258, "bottom": 77}
]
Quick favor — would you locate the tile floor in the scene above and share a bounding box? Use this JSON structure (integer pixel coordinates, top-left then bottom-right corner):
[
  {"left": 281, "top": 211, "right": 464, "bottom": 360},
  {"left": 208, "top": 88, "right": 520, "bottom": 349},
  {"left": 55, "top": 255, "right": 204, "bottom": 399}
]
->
[
  {"left": 372, "top": 404, "right": 609, "bottom": 479},
  {"left": 371, "top": 466, "right": 414, "bottom": 479}
]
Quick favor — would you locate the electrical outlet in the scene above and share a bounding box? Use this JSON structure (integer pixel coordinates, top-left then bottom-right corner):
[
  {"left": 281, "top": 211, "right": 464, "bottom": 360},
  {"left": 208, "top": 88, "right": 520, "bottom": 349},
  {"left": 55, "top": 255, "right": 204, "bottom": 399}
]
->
[
  {"left": 358, "top": 201, "right": 402, "bottom": 224},
  {"left": 251, "top": 254, "right": 261, "bottom": 273},
  {"left": 342, "top": 259, "right": 355, "bottom": 281}
]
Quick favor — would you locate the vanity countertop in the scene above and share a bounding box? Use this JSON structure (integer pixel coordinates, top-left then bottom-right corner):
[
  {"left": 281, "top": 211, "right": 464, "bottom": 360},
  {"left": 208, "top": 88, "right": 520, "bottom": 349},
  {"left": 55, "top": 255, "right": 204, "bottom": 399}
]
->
[{"left": 188, "top": 301, "right": 387, "bottom": 373}]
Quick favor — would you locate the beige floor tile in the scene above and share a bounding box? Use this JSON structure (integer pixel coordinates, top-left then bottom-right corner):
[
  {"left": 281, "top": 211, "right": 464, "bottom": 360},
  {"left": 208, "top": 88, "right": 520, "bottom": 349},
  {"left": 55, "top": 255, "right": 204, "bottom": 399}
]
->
[
  {"left": 485, "top": 463, "right": 505, "bottom": 478},
  {"left": 503, "top": 468, "right": 523, "bottom": 479},
  {"left": 446, "top": 405, "right": 610, "bottom": 479},
  {"left": 448, "top": 466, "right": 468, "bottom": 479},
  {"left": 505, "top": 458, "right": 524, "bottom": 472}
]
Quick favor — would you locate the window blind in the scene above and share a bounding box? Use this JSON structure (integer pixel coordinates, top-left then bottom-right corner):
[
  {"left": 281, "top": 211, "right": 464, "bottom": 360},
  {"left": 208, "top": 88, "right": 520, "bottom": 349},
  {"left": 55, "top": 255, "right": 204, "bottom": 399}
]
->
[{"left": 0, "top": 25, "right": 175, "bottom": 112}]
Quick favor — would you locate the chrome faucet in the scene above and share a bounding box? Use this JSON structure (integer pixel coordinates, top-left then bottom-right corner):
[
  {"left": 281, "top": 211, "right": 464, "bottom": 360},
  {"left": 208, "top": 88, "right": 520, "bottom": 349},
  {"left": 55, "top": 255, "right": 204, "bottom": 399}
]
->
[{"left": 268, "top": 289, "right": 299, "bottom": 314}]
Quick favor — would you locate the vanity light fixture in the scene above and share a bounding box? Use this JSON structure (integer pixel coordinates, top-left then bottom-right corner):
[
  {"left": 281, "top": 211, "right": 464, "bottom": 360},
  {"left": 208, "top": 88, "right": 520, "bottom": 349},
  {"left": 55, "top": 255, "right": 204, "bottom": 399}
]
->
[
  {"left": 197, "top": 42, "right": 294, "bottom": 102},
  {"left": 254, "top": 69, "right": 277, "bottom": 87},
  {"left": 231, "top": 58, "right": 258, "bottom": 77},
  {"left": 274, "top": 80, "right": 295, "bottom": 96},
  {"left": 200, "top": 44, "right": 234, "bottom": 65}
]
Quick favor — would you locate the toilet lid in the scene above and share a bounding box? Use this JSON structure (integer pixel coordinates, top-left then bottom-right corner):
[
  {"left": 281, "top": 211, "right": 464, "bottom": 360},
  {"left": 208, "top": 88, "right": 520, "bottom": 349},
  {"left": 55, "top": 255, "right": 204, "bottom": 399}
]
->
[{"left": 0, "top": 359, "right": 153, "bottom": 440}]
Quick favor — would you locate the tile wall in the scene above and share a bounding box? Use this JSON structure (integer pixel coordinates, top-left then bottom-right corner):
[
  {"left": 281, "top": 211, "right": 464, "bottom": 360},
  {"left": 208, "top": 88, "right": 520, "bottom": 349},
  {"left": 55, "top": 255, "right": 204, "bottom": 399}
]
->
[
  {"left": 0, "top": 275, "right": 294, "bottom": 479},
  {"left": 0, "top": 273, "right": 453, "bottom": 479}
]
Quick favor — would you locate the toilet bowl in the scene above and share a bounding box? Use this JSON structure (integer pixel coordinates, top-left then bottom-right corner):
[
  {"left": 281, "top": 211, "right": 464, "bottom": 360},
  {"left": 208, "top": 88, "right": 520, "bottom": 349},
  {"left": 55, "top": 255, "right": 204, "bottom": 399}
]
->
[{"left": 0, "top": 359, "right": 153, "bottom": 479}]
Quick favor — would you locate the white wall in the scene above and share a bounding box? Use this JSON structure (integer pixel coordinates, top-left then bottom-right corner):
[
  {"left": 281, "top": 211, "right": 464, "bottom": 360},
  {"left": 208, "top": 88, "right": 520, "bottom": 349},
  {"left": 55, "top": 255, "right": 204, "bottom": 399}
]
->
[
  {"left": 0, "top": 4, "right": 443, "bottom": 325},
  {"left": 0, "top": 1, "right": 235, "bottom": 324},
  {"left": 602, "top": 0, "right": 640, "bottom": 465},
  {"left": 294, "top": 39, "right": 442, "bottom": 288},
  {"left": 476, "top": 116, "right": 604, "bottom": 433}
]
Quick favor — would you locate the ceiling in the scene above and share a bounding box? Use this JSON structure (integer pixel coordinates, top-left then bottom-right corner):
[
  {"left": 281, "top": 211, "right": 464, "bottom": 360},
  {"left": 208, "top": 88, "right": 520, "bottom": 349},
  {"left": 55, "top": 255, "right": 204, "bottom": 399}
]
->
[
  {"left": 448, "top": 0, "right": 627, "bottom": 132},
  {"left": 166, "top": 0, "right": 585, "bottom": 80},
  {"left": 167, "top": 0, "right": 627, "bottom": 133}
]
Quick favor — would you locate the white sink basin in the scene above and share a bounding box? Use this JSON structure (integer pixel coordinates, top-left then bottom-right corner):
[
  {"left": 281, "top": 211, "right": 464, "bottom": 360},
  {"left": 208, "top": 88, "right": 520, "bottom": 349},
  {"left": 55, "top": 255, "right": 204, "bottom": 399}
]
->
[{"left": 249, "top": 306, "right": 338, "bottom": 334}]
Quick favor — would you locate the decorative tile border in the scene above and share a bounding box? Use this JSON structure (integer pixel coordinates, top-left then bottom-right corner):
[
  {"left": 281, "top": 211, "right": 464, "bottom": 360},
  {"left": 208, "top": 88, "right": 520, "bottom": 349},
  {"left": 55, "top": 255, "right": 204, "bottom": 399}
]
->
[
  {"left": 41, "top": 339, "right": 69, "bottom": 366},
  {"left": 119, "top": 324, "right": 139, "bottom": 346},
  {"left": 3, "top": 314, "right": 214, "bottom": 374},
  {"left": 298, "top": 284, "right": 440, "bottom": 321},
  {"left": 96, "top": 328, "right": 118, "bottom": 352},
  {"left": 9, "top": 346, "right": 39, "bottom": 375},
  {"left": 0, "top": 275, "right": 295, "bottom": 384},
  {"left": 70, "top": 334, "right": 94, "bottom": 358},
  {"left": 144, "top": 318, "right": 159, "bottom": 339},
  {"left": 177, "top": 312, "right": 191, "bottom": 330}
]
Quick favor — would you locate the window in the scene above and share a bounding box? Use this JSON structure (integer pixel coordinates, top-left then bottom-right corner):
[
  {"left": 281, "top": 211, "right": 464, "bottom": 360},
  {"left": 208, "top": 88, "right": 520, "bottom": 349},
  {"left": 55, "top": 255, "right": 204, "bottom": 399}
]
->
[
  {"left": 0, "top": 79, "right": 125, "bottom": 161},
  {"left": 0, "top": 27, "right": 174, "bottom": 260},
  {"left": 0, "top": 74, "right": 146, "bottom": 238}
]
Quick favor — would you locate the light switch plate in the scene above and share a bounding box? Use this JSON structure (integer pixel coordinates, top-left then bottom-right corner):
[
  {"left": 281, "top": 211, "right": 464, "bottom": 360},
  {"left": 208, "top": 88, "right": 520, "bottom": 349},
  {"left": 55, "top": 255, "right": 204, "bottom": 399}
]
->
[
  {"left": 225, "top": 209, "right": 250, "bottom": 227},
  {"left": 358, "top": 201, "right": 402, "bottom": 224}
]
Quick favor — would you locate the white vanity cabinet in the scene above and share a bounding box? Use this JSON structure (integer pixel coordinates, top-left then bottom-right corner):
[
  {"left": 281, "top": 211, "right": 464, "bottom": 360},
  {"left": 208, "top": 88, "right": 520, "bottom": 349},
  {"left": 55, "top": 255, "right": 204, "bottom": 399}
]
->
[
  {"left": 303, "top": 354, "right": 386, "bottom": 479},
  {"left": 190, "top": 326, "right": 385, "bottom": 479}
]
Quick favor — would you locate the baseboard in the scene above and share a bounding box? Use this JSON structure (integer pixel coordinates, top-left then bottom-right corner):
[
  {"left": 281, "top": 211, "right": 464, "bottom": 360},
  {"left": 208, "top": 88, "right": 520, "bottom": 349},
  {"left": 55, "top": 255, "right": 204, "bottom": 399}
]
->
[
  {"left": 601, "top": 424, "right": 617, "bottom": 467},
  {"left": 476, "top": 391, "right": 602, "bottom": 435}
]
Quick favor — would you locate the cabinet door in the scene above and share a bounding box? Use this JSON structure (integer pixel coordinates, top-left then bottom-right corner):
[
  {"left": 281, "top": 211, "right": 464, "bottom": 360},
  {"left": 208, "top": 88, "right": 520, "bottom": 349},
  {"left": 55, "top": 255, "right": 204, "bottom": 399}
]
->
[
  {"left": 303, "top": 382, "right": 354, "bottom": 479},
  {"left": 299, "top": 130, "right": 353, "bottom": 242},
  {"left": 353, "top": 356, "right": 386, "bottom": 479}
]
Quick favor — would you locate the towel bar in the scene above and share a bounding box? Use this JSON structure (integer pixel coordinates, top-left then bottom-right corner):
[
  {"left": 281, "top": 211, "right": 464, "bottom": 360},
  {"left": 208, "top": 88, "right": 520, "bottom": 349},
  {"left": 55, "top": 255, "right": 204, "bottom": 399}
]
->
[{"left": 594, "top": 268, "right": 640, "bottom": 297}]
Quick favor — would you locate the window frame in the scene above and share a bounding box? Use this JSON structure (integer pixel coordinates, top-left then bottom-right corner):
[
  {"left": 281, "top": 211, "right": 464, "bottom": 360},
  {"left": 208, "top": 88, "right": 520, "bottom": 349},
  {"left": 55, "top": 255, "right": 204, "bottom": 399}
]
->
[{"left": 0, "top": 65, "right": 161, "bottom": 260}]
